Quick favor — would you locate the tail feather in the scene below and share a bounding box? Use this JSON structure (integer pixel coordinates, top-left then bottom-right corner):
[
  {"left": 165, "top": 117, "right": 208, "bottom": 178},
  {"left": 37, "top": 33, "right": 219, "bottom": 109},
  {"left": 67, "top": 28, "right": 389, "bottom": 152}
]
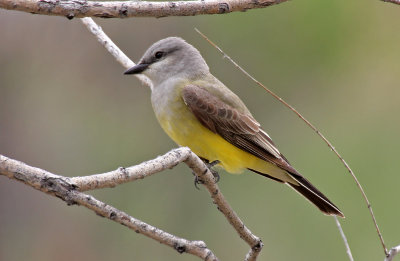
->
[
  {"left": 288, "top": 174, "right": 344, "bottom": 218},
  {"left": 250, "top": 168, "right": 344, "bottom": 218}
]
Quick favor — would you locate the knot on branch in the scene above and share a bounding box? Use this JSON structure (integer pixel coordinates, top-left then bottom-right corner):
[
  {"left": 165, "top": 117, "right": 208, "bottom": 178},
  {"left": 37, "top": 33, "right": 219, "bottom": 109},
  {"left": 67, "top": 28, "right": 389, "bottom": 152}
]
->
[
  {"left": 174, "top": 242, "right": 186, "bottom": 253},
  {"left": 218, "top": 2, "right": 230, "bottom": 13},
  {"left": 118, "top": 3, "right": 128, "bottom": 17},
  {"left": 40, "top": 177, "right": 78, "bottom": 205},
  {"left": 66, "top": 13, "right": 74, "bottom": 19},
  {"left": 252, "top": 239, "right": 264, "bottom": 252},
  {"left": 37, "top": 0, "right": 89, "bottom": 17}
]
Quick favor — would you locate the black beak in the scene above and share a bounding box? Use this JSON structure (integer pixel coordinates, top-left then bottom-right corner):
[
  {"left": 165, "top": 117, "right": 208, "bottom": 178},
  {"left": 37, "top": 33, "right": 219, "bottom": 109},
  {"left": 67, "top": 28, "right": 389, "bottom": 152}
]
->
[{"left": 124, "top": 63, "right": 149, "bottom": 75}]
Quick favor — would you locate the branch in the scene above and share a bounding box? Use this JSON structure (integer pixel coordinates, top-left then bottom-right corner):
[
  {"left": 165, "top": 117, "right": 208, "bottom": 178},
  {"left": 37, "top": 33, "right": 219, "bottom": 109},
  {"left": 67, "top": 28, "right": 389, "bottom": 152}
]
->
[
  {"left": 1, "top": 148, "right": 263, "bottom": 260},
  {"left": 0, "top": 0, "right": 289, "bottom": 19},
  {"left": 80, "top": 17, "right": 152, "bottom": 87},
  {"left": 381, "top": 0, "right": 400, "bottom": 5},
  {"left": 71, "top": 148, "right": 263, "bottom": 259},
  {"left": 70, "top": 148, "right": 189, "bottom": 191},
  {"left": 184, "top": 151, "right": 263, "bottom": 260},
  {"left": 0, "top": 150, "right": 217, "bottom": 260}
]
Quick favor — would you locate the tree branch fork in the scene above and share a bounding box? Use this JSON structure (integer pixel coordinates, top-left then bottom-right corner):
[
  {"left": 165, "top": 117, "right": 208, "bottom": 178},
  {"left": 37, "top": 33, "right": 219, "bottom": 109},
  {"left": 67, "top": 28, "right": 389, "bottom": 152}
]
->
[{"left": 0, "top": 147, "right": 263, "bottom": 261}]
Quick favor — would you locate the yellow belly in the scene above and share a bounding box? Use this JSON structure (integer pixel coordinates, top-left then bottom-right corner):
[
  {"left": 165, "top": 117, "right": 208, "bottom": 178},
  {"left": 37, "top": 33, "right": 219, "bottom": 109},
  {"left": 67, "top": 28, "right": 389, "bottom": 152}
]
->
[
  {"left": 163, "top": 114, "right": 253, "bottom": 173},
  {"left": 151, "top": 82, "right": 292, "bottom": 182},
  {"left": 157, "top": 103, "right": 291, "bottom": 182}
]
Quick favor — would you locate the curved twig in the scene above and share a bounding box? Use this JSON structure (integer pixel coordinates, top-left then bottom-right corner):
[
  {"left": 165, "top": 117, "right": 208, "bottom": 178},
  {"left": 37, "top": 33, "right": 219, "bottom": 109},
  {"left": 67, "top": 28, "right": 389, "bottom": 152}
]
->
[
  {"left": 0, "top": 0, "right": 289, "bottom": 19},
  {"left": 194, "top": 28, "right": 388, "bottom": 257}
]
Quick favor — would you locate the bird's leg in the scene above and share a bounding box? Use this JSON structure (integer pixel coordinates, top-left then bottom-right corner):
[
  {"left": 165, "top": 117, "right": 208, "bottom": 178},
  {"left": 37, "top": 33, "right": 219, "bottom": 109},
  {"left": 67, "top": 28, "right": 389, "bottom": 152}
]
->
[
  {"left": 206, "top": 160, "right": 221, "bottom": 182},
  {"left": 193, "top": 158, "right": 221, "bottom": 189}
]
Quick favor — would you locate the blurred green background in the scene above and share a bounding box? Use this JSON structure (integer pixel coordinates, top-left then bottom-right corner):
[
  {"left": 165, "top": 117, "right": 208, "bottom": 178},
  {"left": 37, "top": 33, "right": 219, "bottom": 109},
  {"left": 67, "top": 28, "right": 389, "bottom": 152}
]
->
[{"left": 1, "top": 0, "right": 400, "bottom": 260}]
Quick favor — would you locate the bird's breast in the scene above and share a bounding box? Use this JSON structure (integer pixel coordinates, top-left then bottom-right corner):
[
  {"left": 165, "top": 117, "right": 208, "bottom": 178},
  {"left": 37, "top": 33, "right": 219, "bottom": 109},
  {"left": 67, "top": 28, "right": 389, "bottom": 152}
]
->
[
  {"left": 151, "top": 81, "right": 201, "bottom": 147},
  {"left": 150, "top": 79, "right": 287, "bottom": 177},
  {"left": 150, "top": 81, "right": 244, "bottom": 173}
]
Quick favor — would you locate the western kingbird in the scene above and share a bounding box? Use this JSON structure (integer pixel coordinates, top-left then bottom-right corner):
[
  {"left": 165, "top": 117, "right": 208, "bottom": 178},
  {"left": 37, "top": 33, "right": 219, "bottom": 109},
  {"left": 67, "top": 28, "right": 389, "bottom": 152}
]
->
[{"left": 124, "top": 37, "right": 344, "bottom": 217}]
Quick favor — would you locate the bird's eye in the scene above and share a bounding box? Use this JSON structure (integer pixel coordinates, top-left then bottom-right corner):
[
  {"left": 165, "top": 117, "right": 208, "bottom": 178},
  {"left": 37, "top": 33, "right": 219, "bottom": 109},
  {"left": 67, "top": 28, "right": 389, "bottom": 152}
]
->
[{"left": 154, "top": 51, "right": 164, "bottom": 59}]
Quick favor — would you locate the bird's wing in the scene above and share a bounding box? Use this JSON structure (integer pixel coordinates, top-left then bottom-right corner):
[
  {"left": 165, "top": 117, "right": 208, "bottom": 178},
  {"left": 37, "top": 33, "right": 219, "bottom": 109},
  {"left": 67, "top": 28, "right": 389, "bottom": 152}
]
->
[
  {"left": 182, "top": 85, "right": 345, "bottom": 217},
  {"left": 182, "top": 84, "right": 298, "bottom": 175}
]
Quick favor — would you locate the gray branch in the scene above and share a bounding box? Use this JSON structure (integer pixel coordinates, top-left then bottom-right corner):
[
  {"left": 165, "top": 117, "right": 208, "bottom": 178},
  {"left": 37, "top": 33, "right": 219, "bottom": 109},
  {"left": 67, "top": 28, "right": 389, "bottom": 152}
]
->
[
  {"left": 0, "top": 0, "right": 289, "bottom": 19},
  {"left": 0, "top": 149, "right": 217, "bottom": 260},
  {"left": 80, "top": 18, "right": 153, "bottom": 87},
  {"left": 71, "top": 147, "right": 263, "bottom": 259},
  {"left": 1, "top": 148, "right": 262, "bottom": 260}
]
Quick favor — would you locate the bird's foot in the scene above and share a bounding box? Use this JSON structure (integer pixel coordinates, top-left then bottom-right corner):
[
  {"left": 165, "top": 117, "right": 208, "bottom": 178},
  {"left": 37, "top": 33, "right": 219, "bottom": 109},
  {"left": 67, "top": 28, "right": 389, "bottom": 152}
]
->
[
  {"left": 193, "top": 159, "right": 221, "bottom": 189},
  {"left": 206, "top": 160, "right": 221, "bottom": 182}
]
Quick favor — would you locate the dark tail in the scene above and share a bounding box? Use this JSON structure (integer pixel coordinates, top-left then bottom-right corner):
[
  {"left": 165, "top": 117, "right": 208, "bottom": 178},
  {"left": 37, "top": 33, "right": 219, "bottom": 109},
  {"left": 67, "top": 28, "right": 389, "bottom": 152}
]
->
[
  {"left": 249, "top": 168, "right": 344, "bottom": 218},
  {"left": 288, "top": 174, "right": 344, "bottom": 218}
]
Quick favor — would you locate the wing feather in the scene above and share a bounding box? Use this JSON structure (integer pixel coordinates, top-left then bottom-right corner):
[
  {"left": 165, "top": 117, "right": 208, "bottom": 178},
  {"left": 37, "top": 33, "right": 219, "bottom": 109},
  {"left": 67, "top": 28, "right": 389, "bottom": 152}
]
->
[
  {"left": 182, "top": 84, "right": 299, "bottom": 174},
  {"left": 182, "top": 85, "right": 344, "bottom": 217}
]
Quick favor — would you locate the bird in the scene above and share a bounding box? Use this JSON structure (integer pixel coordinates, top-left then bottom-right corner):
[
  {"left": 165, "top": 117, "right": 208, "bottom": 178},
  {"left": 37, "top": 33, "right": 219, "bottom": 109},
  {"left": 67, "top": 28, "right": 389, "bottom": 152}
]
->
[{"left": 124, "top": 37, "right": 344, "bottom": 218}]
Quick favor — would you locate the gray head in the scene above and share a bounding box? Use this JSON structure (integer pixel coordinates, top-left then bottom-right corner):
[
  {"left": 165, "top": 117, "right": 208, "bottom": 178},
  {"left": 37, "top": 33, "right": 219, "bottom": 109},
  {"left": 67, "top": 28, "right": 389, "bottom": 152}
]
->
[{"left": 124, "top": 37, "right": 209, "bottom": 86}]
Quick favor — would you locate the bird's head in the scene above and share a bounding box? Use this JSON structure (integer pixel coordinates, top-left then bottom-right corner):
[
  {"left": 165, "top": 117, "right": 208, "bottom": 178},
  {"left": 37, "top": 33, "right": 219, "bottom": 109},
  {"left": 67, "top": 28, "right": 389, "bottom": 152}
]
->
[{"left": 124, "top": 37, "right": 209, "bottom": 86}]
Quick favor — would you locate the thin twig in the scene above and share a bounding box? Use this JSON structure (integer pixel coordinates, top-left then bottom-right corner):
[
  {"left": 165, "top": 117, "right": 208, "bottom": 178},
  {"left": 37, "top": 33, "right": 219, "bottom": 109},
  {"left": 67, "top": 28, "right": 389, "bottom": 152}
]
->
[
  {"left": 80, "top": 17, "right": 152, "bottom": 88},
  {"left": 195, "top": 28, "right": 388, "bottom": 256},
  {"left": 0, "top": 151, "right": 218, "bottom": 261},
  {"left": 0, "top": 0, "right": 289, "bottom": 19},
  {"left": 71, "top": 148, "right": 188, "bottom": 191},
  {"left": 185, "top": 153, "right": 263, "bottom": 260},
  {"left": 334, "top": 216, "right": 354, "bottom": 261}
]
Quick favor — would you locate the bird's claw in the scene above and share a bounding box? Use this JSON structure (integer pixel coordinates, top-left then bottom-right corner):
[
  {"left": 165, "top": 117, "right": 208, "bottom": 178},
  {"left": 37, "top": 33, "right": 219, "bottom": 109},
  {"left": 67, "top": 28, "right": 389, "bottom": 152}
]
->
[
  {"left": 192, "top": 159, "right": 221, "bottom": 189},
  {"left": 193, "top": 175, "right": 204, "bottom": 190},
  {"left": 207, "top": 160, "right": 220, "bottom": 183}
]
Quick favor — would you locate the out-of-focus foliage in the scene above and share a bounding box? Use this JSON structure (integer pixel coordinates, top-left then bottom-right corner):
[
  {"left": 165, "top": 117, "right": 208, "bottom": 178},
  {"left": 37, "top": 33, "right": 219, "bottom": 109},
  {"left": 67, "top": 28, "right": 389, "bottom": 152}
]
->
[{"left": 1, "top": 1, "right": 400, "bottom": 260}]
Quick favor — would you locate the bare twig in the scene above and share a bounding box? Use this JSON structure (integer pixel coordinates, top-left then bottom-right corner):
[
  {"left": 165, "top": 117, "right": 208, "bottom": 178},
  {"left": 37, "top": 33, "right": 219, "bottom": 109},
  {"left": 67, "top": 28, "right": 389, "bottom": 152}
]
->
[
  {"left": 1, "top": 147, "right": 263, "bottom": 260},
  {"left": 195, "top": 28, "right": 389, "bottom": 256},
  {"left": 334, "top": 216, "right": 354, "bottom": 261},
  {"left": 385, "top": 245, "right": 400, "bottom": 261},
  {"left": 0, "top": 151, "right": 218, "bottom": 261},
  {"left": 185, "top": 153, "right": 263, "bottom": 260},
  {"left": 0, "top": 0, "right": 289, "bottom": 19},
  {"left": 69, "top": 148, "right": 263, "bottom": 259},
  {"left": 70, "top": 148, "right": 187, "bottom": 191},
  {"left": 80, "top": 17, "right": 152, "bottom": 88},
  {"left": 381, "top": 0, "right": 400, "bottom": 5}
]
